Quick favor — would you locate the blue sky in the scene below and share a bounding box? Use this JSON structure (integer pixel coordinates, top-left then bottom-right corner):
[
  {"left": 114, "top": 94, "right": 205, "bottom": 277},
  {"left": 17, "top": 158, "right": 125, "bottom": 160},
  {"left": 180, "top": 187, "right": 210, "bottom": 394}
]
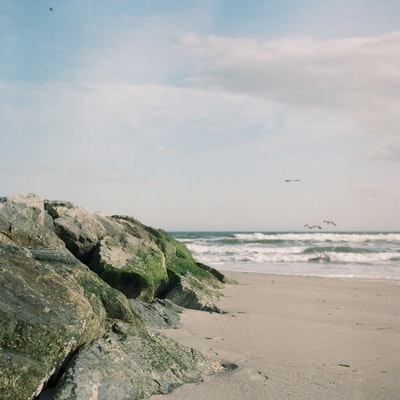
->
[{"left": 1, "top": 0, "right": 400, "bottom": 230}]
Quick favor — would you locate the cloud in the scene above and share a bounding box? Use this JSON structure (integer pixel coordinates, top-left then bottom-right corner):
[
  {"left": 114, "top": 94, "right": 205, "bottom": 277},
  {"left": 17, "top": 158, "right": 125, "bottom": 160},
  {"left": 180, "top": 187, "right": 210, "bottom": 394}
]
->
[
  {"left": 0, "top": 80, "right": 286, "bottom": 157},
  {"left": 179, "top": 31, "right": 400, "bottom": 139}
]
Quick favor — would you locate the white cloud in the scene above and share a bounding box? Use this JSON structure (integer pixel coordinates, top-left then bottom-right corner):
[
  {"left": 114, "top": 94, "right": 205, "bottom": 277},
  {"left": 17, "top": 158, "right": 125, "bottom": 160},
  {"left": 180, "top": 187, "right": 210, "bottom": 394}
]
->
[
  {"left": 2, "top": 18, "right": 399, "bottom": 229},
  {"left": 179, "top": 32, "right": 400, "bottom": 140}
]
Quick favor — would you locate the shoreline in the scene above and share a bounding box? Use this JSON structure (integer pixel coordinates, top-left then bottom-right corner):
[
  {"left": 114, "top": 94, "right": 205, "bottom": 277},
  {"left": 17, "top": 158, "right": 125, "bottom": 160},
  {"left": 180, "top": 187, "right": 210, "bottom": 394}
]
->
[{"left": 151, "top": 271, "right": 400, "bottom": 400}]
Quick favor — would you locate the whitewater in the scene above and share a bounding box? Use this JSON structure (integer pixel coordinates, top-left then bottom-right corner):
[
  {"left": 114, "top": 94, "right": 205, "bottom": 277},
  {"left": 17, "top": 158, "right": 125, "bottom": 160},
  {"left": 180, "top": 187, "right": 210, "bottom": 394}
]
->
[{"left": 171, "top": 231, "right": 400, "bottom": 280}]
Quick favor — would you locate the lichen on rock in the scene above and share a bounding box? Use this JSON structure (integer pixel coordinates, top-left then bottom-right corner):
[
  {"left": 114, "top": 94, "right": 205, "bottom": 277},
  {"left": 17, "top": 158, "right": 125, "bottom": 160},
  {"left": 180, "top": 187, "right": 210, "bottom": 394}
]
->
[{"left": 0, "top": 193, "right": 233, "bottom": 399}]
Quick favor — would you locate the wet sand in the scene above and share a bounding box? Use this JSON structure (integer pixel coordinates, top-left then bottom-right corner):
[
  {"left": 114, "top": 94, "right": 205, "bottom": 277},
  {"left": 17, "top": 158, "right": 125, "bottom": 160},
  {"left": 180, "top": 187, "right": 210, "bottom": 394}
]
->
[{"left": 151, "top": 272, "right": 400, "bottom": 400}]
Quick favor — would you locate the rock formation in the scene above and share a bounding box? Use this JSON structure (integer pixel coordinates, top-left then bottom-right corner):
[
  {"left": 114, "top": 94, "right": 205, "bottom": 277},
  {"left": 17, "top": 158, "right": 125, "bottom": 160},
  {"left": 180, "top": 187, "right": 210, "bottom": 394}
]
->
[{"left": 0, "top": 193, "right": 231, "bottom": 400}]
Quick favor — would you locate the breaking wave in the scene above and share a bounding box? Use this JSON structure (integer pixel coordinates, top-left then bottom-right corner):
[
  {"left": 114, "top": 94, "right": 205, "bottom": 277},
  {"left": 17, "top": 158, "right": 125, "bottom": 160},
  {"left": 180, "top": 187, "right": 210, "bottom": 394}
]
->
[{"left": 172, "top": 231, "right": 400, "bottom": 280}]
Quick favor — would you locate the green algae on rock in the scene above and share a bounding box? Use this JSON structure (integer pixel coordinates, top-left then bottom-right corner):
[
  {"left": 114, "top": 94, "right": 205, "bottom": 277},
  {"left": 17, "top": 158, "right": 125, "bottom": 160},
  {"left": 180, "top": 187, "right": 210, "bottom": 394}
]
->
[{"left": 0, "top": 193, "right": 232, "bottom": 399}]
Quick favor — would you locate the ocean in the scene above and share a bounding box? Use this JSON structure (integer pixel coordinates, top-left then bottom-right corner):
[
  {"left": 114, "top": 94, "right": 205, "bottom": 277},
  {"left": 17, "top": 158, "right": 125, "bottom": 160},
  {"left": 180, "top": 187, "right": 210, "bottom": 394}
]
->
[{"left": 170, "top": 231, "right": 400, "bottom": 280}]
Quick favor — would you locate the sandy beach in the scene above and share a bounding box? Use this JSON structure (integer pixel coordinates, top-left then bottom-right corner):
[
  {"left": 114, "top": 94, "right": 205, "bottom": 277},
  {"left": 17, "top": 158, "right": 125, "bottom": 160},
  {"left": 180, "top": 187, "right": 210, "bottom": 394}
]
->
[{"left": 151, "top": 272, "right": 400, "bottom": 400}]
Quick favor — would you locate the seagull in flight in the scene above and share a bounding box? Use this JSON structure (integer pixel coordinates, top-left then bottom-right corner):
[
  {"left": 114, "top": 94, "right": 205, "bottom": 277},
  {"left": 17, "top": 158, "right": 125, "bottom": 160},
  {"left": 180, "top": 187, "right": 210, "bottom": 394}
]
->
[
  {"left": 304, "top": 224, "right": 322, "bottom": 230},
  {"left": 323, "top": 220, "right": 337, "bottom": 226},
  {"left": 285, "top": 179, "right": 301, "bottom": 183}
]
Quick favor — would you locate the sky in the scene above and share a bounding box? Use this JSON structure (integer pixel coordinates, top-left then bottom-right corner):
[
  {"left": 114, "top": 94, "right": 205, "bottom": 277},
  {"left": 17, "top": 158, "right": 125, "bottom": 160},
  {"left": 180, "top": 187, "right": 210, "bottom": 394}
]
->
[{"left": 1, "top": 0, "right": 400, "bottom": 231}]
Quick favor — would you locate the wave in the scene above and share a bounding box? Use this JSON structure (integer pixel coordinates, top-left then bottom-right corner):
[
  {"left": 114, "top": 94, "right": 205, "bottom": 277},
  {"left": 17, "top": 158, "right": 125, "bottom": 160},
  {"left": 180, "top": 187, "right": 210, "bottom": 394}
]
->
[
  {"left": 171, "top": 231, "right": 400, "bottom": 279},
  {"left": 302, "top": 245, "right": 378, "bottom": 254},
  {"left": 194, "top": 251, "right": 400, "bottom": 265},
  {"left": 172, "top": 231, "right": 400, "bottom": 270},
  {"left": 232, "top": 232, "right": 400, "bottom": 243}
]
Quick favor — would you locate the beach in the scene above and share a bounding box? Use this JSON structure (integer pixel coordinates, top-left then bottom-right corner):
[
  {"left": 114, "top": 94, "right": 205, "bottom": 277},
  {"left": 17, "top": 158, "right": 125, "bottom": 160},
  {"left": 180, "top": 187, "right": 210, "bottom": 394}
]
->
[{"left": 151, "top": 272, "right": 400, "bottom": 400}]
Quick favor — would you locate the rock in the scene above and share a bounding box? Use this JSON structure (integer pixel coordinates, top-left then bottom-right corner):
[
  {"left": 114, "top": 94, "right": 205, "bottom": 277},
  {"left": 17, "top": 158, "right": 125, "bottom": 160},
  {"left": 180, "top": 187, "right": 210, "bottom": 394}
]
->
[
  {"left": 52, "top": 207, "right": 109, "bottom": 262},
  {"left": 156, "top": 232, "right": 226, "bottom": 311},
  {"left": 52, "top": 321, "right": 225, "bottom": 400},
  {"left": 89, "top": 234, "right": 168, "bottom": 302},
  {"left": 44, "top": 199, "right": 76, "bottom": 219},
  {"left": 165, "top": 271, "right": 223, "bottom": 313},
  {"left": 50, "top": 206, "right": 228, "bottom": 306},
  {"left": 129, "top": 298, "right": 183, "bottom": 330},
  {"left": 196, "top": 261, "right": 238, "bottom": 285},
  {"left": 0, "top": 193, "right": 232, "bottom": 399},
  {"left": 52, "top": 207, "right": 170, "bottom": 301},
  {"left": 0, "top": 244, "right": 112, "bottom": 400},
  {"left": 111, "top": 214, "right": 157, "bottom": 243},
  {"left": 0, "top": 195, "right": 64, "bottom": 250},
  {"left": 1, "top": 193, "right": 53, "bottom": 228},
  {"left": 0, "top": 196, "right": 137, "bottom": 399}
]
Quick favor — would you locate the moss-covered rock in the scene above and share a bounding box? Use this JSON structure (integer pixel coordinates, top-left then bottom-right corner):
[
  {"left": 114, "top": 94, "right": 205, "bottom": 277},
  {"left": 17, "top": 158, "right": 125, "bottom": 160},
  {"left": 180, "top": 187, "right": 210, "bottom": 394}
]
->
[
  {"left": 0, "top": 193, "right": 233, "bottom": 399},
  {"left": 51, "top": 209, "right": 171, "bottom": 301},
  {"left": 49, "top": 206, "right": 230, "bottom": 307},
  {"left": 165, "top": 271, "right": 223, "bottom": 313},
  {"left": 0, "top": 244, "right": 109, "bottom": 399},
  {"left": 89, "top": 234, "right": 168, "bottom": 302},
  {"left": 52, "top": 321, "right": 226, "bottom": 400}
]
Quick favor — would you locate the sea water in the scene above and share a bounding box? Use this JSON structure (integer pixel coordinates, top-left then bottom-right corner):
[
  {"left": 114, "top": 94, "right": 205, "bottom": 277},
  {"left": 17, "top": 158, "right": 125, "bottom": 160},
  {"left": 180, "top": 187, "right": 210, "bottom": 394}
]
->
[{"left": 170, "top": 231, "right": 400, "bottom": 280}]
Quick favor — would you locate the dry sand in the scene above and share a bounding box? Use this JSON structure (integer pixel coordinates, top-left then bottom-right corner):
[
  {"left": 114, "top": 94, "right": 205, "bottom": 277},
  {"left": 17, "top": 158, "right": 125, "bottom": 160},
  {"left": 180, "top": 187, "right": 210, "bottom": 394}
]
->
[{"left": 151, "top": 272, "right": 400, "bottom": 400}]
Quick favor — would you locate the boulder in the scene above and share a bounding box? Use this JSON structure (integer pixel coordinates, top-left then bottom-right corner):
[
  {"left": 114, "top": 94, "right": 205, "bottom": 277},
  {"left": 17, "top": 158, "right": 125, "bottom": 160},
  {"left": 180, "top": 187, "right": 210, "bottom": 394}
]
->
[
  {"left": 165, "top": 271, "right": 223, "bottom": 313},
  {"left": 52, "top": 207, "right": 109, "bottom": 262},
  {"left": 156, "top": 232, "right": 227, "bottom": 311},
  {"left": 0, "top": 195, "right": 64, "bottom": 250},
  {"left": 129, "top": 298, "right": 183, "bottom": 330},
  {"left": 89, "top": 234, "right": 168, "bottom": 302},
  {"left": 52, "top": 321, "right": 225, "bottom": 400},
  {"left": 51, "top": 207, "right": 170, "bottom": 301},
  {"left": 50, "top": 206, "right": 228, "bottom": 307},
  {"left": 0, "top": 243, "right": 128, "bottom": 400},
  {"left": 44, "top": 199, "right": 76, "bottom": 219},
  {"left": 0, "top": 193, "right": 232, "bottom": 399},
  {"left": 1, "top": 193, "right": 53, "bottom": 228}
]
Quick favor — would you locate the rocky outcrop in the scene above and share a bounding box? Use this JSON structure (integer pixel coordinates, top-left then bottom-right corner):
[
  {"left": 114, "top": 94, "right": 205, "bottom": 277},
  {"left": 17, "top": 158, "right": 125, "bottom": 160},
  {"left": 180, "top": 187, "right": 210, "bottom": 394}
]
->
[
  {"left": 47, "top": 204, "right": 225, "bottom": 307},
  {"left": 0, "top": 193, "right": 231, "bottom": 400},
  {"left": 51, "top": 321, "right": 224, "bottom": 400}
]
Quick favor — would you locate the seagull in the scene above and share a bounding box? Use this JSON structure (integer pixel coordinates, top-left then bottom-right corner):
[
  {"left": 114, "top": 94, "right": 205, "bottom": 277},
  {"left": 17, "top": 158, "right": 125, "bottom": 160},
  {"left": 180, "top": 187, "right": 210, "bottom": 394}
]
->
[
  {"left": 304, "top": 224, "right": 322, "bottom": 230},
  {"left": 285, "top": 179, "right": 301, "bottom": 183},
  {"left": 323, "top": 220, "right": 337, "bottom": 226}
]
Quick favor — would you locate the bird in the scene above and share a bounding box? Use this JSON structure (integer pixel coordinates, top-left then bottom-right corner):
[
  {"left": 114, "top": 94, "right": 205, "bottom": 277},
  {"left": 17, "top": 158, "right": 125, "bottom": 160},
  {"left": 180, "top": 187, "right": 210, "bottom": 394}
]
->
[
  {"left": 285, "top": 179, "right": 300, "bottom": 183},
  {"left": 323, "top": 220, "right": 337, "bottom": 226},
  {"left": 304, "top": 224, "right": 322, "bottom": 230},
  {"left": 49, "top": 6, "right": 53, "bottom": 11}
]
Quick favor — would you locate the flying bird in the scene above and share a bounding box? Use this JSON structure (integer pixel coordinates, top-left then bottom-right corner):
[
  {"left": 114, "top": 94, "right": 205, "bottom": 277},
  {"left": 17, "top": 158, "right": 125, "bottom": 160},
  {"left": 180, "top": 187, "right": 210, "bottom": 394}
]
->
[
  {"left": 49, "top": 6, "right": 53, "bottom": 11},
  {"left": 285, "top": 179, "right": 300, "bottom": 183},
  {"left": 323, "top": 220, "right": 337, "bottom": 226},
  {"left": 304, "top": 224, "right": 322, "bottom": 230}
]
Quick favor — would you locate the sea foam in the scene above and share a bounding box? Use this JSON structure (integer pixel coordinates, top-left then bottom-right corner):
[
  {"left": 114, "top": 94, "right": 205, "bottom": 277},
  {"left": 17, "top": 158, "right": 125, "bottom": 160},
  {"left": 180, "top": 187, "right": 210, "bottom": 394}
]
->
[{"left": 172, "top": 231, "right": 400, "bottom": 280}]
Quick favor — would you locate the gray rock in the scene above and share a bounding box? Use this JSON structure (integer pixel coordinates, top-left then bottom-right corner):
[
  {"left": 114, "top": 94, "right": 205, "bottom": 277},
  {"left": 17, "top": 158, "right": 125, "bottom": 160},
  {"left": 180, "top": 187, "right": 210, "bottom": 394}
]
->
[
  {"left": 165, "top": 272, "right": 223, "bottom": 313},
  {"left": 0, "top": 193, "right": 231, "bottom": 399},
  {"left": 44, "top": 199, "right": 76, "bottom": 219},
  {"left": 1, "top": 193, "right": 53, "bottom": 228},
  {"left": 52, "top": 208, "right": 170, "bottom": 301},
  {"left": 89, "top": 233, "right": 168, "bottom": 302},
  {"left": 129, "top": 298, "right": 183, "bottom": 329},
  {"left": 52, "top": 321, "right": 225, "bottom": 400},
  {"left": 50, "top": 206, "right": 228, "bottom": 307},
  {"left": 0, "top": 195, "right": 65, "bottom": 250},
  {"left": 0, "top": 244, "right": 110, "bottom": 399},
  {"left": 53, "top": 207, "right": 109, "bottom": 261},
  {"left": 0, "top": 196, "right": 138, "bottom": 399},
  {"left": 145, "top": 229, "right": 228, "bottom": 312}
]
